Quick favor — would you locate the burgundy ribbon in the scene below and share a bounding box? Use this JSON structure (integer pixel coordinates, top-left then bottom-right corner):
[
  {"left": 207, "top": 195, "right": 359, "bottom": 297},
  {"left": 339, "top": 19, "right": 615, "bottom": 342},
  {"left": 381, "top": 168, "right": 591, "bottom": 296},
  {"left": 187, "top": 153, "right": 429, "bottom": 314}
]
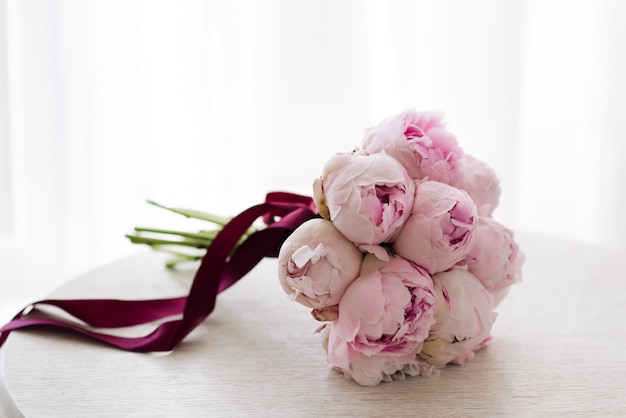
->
[{"left": 0, "top": 192, "right": 317, "bottom": 351}]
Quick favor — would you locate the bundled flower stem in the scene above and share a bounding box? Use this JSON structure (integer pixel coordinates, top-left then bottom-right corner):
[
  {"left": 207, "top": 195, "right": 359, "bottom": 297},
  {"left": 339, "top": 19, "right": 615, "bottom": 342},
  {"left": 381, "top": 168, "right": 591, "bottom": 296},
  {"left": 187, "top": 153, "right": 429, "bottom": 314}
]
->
[{"left": 126, "top": 200, "right": 256, "bottom": 268}]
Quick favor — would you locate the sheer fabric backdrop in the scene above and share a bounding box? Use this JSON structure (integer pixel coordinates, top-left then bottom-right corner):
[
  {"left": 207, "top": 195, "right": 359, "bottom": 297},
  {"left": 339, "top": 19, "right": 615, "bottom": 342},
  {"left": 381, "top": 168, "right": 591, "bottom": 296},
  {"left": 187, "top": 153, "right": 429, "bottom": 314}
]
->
[{"left": 1, "top": 0, "right": 625, "bottom": 314}]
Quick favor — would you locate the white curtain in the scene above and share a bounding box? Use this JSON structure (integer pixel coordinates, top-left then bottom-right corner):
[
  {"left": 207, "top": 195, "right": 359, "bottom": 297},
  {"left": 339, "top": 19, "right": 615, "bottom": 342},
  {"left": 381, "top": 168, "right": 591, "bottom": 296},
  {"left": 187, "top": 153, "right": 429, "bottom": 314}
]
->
[{"left": 1, "top": 0, "right": 625, "bottom": 314}]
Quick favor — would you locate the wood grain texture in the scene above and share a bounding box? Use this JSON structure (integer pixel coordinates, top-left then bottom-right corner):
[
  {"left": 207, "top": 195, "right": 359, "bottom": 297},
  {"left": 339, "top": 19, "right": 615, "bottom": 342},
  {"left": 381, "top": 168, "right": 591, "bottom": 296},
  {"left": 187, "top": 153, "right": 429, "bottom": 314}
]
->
[{"left": 1, "top": 232, "right": 626, "bottom": 417}]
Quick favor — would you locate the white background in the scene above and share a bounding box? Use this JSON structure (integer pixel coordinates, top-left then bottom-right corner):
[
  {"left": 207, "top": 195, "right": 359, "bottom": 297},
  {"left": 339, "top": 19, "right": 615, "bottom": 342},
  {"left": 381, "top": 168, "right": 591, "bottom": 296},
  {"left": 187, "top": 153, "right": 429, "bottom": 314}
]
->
[{"left": 1, "top": 0, "right": 625, "bottom": 321}]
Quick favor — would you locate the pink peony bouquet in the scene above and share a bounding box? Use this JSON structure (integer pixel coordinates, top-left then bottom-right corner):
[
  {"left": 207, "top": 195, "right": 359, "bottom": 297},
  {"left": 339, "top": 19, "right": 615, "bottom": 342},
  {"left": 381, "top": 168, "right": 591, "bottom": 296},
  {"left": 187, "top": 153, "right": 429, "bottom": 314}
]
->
[{"left": 278, "top": 108, "right": 524, "bottom": 386}]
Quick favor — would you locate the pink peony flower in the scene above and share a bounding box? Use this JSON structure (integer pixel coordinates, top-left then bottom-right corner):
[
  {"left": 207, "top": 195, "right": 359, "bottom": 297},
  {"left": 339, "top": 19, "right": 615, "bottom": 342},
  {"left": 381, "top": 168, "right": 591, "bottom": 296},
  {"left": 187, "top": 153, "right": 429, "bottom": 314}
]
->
[
  {"left": 312, "top": 152, "right": 414, "bottom": 247},
  {"left": 419, "top": 268, "right": 496, "bottom": 366},
  {"left": 361, "top": 108, "right": 464, "bottom": 182},
  {"left": 277, "top": 218, "right": 364, "bottom": 309},
  {"left": 326, "top": 254, "right": 437, "bottom": 386},
  {"left": 392, "top": 181, "right": 478, "bottom": 274},
  {"left": 451, "top": 154, "right": 501, "bottom": 217},
  {"left": 462, "top": 217, "right": 524, "bottom": 306}
]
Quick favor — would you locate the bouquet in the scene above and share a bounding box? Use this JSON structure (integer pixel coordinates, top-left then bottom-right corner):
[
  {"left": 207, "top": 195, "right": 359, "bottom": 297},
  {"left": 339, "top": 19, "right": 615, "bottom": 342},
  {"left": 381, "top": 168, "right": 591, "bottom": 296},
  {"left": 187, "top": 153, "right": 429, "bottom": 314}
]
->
[
  {"left": 277, "top": 109, "right": 523, "bottom": 385},
  {"left": 0, "top": 108, "right": 523, "bottom": 387}
]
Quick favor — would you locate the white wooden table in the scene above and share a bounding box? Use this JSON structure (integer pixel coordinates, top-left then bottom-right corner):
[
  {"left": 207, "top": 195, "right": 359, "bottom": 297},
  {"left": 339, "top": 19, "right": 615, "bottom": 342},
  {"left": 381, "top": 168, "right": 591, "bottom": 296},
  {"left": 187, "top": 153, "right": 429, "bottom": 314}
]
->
[{"left": 1, "top": 233, "right": 626, "bottom": 417}]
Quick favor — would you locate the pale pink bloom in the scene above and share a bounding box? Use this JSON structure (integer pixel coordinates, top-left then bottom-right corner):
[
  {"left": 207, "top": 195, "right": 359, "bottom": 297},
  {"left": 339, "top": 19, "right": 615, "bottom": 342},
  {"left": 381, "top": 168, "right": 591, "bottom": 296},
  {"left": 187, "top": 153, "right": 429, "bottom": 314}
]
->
[
  {"left": 419, "top": 268, "right": 496, "bottom": 366},
  {"left": 451, "top": 154, "right": 501, "bottom": 217},
  {"left": 393, "top": 181, "right": 478, "bottom": 274},
  {"left": 312, "top": 152, "right": 414, "bottom": 246},
  {"left": 326, "top": 254, "right": 437, "bottom": 386},
  {"left": 362, "top": 108, "right": 463, "bottom": 182},
  {"left": 462, "top": 217, "right": 524, "bottom": 306},
  {"left": 277, "top": 218, "right": 364, "bottom": 309}
]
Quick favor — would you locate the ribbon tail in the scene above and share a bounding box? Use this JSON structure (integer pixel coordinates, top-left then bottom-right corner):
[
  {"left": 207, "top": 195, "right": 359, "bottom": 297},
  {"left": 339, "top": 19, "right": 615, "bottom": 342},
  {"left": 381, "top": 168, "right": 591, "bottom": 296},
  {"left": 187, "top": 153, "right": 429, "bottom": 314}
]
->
[{"left": 1, "top": 316, "right": 187, "bottom": 352}]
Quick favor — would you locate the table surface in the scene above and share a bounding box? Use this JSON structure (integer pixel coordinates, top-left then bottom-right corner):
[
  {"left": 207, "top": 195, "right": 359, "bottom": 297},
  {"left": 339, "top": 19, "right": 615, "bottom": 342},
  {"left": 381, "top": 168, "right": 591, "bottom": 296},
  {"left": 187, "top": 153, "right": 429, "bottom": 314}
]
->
[{"left": 1, "top": 232, "right": 626, "bottom": 417}]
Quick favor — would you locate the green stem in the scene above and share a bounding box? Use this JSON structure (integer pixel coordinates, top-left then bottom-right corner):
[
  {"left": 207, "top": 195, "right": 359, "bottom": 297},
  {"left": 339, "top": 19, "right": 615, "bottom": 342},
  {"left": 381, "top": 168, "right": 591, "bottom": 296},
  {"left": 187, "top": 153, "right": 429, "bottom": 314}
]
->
[
  {"left": 150, "top": 246, "right": 204, "bottom": 257},
  {"left": 147, "top": 246, "right": 205, "bottom": 268},
  {"left": 146, "top": 200, "right": 231, "bottom": 226},
  {"left": 164, "top": 255, "right": 204, "bottom": 269},
  {"left": 127, "top": 200, "right": 261, "bottom": 268},
  {"left": 133, "top": 227, "right": 219, "bottom": 241},
  {"left": 125, "top": 234, "right": 212, "bottom": 249}
]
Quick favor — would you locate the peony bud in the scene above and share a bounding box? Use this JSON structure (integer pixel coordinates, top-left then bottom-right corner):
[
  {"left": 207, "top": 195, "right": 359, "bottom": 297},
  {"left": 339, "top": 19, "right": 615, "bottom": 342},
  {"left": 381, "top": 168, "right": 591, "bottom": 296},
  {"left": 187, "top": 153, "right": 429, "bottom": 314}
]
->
[
  {"left": 419, "top": 267, "right": 496, "bottom": 366},
  {"left": 313, "top": 152, "right": 414, "bottom": 247},
  {"left": 278, "top": 218, "right": 363, "bottom": 309},
  {"left": 393, "top": 181, "right": 478, "bottom": 274}
]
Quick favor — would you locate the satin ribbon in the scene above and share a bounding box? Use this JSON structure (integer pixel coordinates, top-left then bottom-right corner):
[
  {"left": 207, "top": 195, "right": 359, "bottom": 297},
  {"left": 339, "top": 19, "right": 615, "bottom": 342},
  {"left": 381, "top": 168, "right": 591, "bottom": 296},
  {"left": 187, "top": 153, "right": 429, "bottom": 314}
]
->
[{"left": 0, "top": 192, "right": 318, "bottom": 351}]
